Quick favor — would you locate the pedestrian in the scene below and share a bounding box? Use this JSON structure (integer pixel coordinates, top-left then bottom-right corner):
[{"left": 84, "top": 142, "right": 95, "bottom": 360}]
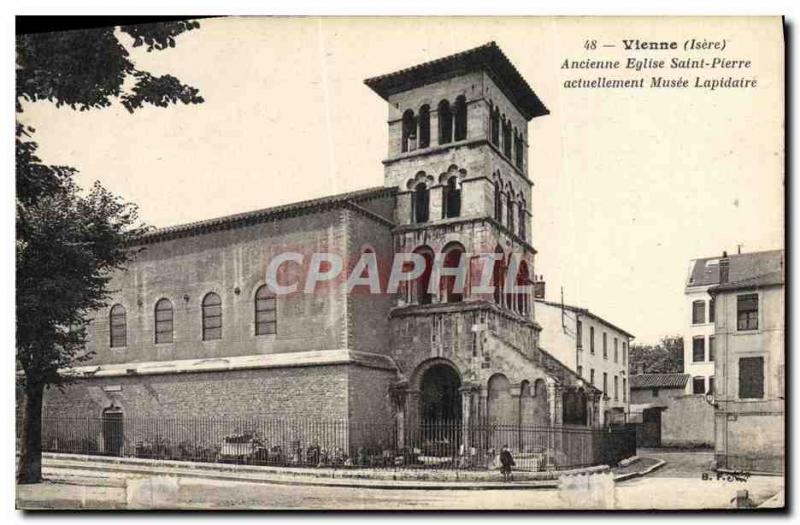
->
[{"left": 500, "top": 444, "right": 515, "bottom": 481}]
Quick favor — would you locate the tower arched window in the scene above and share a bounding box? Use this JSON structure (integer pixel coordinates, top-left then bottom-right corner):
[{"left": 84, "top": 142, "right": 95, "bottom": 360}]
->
[
  {"left": 506, "top": 193, "right": 515, "bottom": 233},
  {"left": 401, "top": 109, "right": 416, "bottom": 153},
  {"left": 109, "top": 304, "right": 127, "bottom": 348},
  {"left": 154, "top": 298, "right": 173, "bottom": 344},
  {"left": 494, "top": 176, "right": 503, "bottom": 223},
  {"left": 442, "top": 176, "right": 461, "bottom": 219},
  {"left": 493, "top": 246, "right": 506, "bottom": 306},
  {"left": 412, "top": 246, "right": 434, "bottom": 305},
  {"left": 438, "top": 100, "right": 452, "bottom": 145},
  {"left": 441, "top": 243, "right": 466, "bottom": 303},
  {"left": 514, "top": 129, "right": 524, "bottom": 169},
  {"left": 418, "top": 105, "right": 430, "bottom": 149},
  {"left": 490, "top": 104, "right": 500, "bottom": 146},
  {"left": 454, "top": 95, "right": 467, "bottom": 141},
  {"left": 518, "top": 197, "right": 527, "bottom": 240},
  {"left": 412, "top": 182, "right": 430, "bottom": 224},
  {"left": 255, "top": 285, "right": 277, "bottom": 335},
  {"left": 202, "top": 292, "right": 222, "bottom": 341},
  {"left": 517, "top": 260, "right": 530, "bottom": 317},
  {"left": 502, "top": 117, "right": 512, "bottom": 157}
]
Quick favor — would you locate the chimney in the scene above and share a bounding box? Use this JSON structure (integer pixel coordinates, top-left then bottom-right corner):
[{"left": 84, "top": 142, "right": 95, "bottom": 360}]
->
[
  {"left": 720, "top": 251, "right": 730, "bottom": 284},
  {"left": 533, "top": 275, "right": 546, "bottom": 299}
]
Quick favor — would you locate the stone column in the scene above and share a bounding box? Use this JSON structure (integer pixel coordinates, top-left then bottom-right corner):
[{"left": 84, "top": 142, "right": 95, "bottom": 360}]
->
[
  {"left": 547, "top": 379, "right": 563, "bottom": 426},
  {"left": 390, "top": 382, "right": 408, "bottom": 448},
  {"left": 459, "top": 384, "right": 475, "bottom": 452},
  {"left": 405, "top": 388, "right": 421, "bottom": 451}
]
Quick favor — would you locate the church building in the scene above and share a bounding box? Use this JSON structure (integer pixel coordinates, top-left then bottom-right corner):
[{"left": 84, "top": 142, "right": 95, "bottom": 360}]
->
[{"left": 42, "top": 42, "right": 601, "bottom": 455}]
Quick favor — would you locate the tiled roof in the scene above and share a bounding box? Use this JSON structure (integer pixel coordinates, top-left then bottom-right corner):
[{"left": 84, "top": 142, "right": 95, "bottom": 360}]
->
[
  {"left": 534, "top": 299, "right": 635, "bottom": 339},
  {"left": 134, "top": 186, "right": 397, "bottom": 245},
  {"left": 630, "top": 373, "right": 690, "bottom": 389},
  {"left": 538, "top": 348, "right": 602, "bottom": 395},
  {"left": 686, "top": 249, "right": 784, "bottom": 288},
  {"left": 364, "top": 42, "right": 549, "bottom": 120}
]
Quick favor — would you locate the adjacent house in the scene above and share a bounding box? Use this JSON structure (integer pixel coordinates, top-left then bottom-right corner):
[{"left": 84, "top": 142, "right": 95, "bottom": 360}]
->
[
  {"left": 629, "top": 373, "right": 714, "bottom": 448},
  {"left": 708, "top": 249, "right": 784, "bottom": 474},
  {"left": 535, "top": 297, "right": 633, "bottom": 425}
]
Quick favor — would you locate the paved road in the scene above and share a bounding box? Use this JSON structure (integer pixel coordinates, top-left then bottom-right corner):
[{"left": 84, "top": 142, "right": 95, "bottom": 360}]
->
[{"left": 637, "top": 448, "right": 715, "bottom": 479}]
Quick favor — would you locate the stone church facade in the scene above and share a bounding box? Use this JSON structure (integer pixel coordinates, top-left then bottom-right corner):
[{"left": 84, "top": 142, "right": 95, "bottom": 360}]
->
[{"left": 42, "top": 43, "right": 600, "bottom": 453}]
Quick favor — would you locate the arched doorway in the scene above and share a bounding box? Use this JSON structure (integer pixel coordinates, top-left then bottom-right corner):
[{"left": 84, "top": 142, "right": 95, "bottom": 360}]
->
[
  {"left": 420, "top": 364, "right": 462, "bottom": 423},
  {"left": 418, "top": 362, "right": 462, "bottom": 457}
]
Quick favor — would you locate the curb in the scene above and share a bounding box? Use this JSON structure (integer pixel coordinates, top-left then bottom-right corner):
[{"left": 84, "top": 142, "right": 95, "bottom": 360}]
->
[
  {"left": 42, "top": 459, "right": 564, "bottom": 491},
  {"left": 613, "top": 459, "right": 666, "bottom": 482}
]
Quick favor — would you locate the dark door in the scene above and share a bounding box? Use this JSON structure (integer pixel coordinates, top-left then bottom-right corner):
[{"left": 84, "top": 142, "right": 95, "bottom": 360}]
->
[
  {"left": 637, "top": 408, "right": 661, "bottom": 447},
  {"left": 102, "top": 410, "right": 124, "bottom": 456}
]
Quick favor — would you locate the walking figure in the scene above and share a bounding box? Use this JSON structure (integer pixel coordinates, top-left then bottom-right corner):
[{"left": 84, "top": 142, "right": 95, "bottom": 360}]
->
[{"left": 500, "top": 444, "right": 515, "bottom": 481}]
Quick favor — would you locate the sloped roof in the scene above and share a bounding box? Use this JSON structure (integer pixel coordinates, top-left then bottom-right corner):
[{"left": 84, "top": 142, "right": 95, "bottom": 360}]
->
[
  {"left": 711, "top": 270, "right": 785, "bottom": 294},
  {"left": 534, "top": 299, "right": 635, "bottom": 339},
  {"left": 687, "top": 249, "right": 784, "bottom": 288},
  {"left": 364, "top": 42, "right": 549, "bottom": 121},
  {"left": 538, "top": 348, "right": 602, "bottom": 395},
  {"left": 134, "top": 186, "right": 397, "bottom": 245},
  {"left": 630, "top": 373, "right": 690, "bottom": 389}
]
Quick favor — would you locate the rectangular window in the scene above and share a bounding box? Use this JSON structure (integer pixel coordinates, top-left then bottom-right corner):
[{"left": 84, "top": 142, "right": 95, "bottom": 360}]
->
[
  {"left": 577, "top": 365, "right": 583, "bottom": 378},
  {"left": 709, "top": 297, "right": 716, "bottom": 323},
  {"left": 622, "top": 342, "right": 627, "bottom": 365},
  {"left": 614, "top": 376, "right": 619, "bottom": 400},
  {"left": 590, "top": 327, "right": 595, "bottom": 354},
  {"left": 709, "top": 376, "right": 715, "bottom": 395},
  {"left": 737, "top": 294, "right": 758, "bottom": 331},
  {"left": 614, "top": 337, "right": 618, "bottom": 363},
  {"left": 708, "top": 336, "right": 715, "bottom": 362},
  {"left": 603, "top": 372, "right": 608, "bottom": 395},
  {"left": 623, "top": 378, "right": 627, "bottom": 402},
  {"left": 590, "top": 369, "right": 595, "bottom": 385},
  {"left": 652, "top": 388, "right": 659, "bottom": 398},
  {"left": 693, "top": 337, "right": 705, "bottom": 362},
  {"left": 576, "top": 320, "right": 583, "bottom": 350},
  {"left": 739, "top": 356, "right": 764, "bottom": 399},
  {"left": 603, "top": 332, "right": 608, "bottom": 359},
  {"left": 693, "top": 376, "right": 706, "bottom": 394},
  {"left": 692, "top": 300, "right": 705, "bottom": 324}
]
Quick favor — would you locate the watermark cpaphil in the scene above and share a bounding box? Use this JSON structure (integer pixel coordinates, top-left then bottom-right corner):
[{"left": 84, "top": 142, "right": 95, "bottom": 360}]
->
[{"left": 264, "top": 249, "right": 533, "bottom": 296}]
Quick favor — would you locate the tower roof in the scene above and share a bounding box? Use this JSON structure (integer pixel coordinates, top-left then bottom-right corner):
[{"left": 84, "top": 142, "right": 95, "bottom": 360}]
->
[{"left": 364, "top": 42, "right": 549, "bottom": 121}]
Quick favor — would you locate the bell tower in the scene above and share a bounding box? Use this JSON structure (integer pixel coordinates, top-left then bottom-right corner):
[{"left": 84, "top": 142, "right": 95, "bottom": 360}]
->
[{"left": 365, "top": 42, "right": 575, "bottom": 435}]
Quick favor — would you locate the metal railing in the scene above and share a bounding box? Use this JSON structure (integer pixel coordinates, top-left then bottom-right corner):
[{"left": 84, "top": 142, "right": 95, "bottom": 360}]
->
[{"left": 32, "top": 415, "right": 635, "bottom": 472}]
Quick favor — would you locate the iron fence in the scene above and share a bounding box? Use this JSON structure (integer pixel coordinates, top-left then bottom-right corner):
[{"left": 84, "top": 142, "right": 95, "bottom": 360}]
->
[{"left": 31, "top": 415, "right": 635, "bottom": 472}]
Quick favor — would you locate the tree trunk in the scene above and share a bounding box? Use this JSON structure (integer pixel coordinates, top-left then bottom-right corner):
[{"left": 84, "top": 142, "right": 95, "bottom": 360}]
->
[{"left": 17, "top": 381, "right": 44, "bottom": 484}]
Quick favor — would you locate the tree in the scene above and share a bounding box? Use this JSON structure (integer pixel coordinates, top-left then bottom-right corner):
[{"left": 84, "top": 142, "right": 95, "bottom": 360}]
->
[
  {"left": 628, "top": 335, "right": 684, "bottom": 375},
  {"left": 16, "top": 21, "right": 204, "bottom": 484}
]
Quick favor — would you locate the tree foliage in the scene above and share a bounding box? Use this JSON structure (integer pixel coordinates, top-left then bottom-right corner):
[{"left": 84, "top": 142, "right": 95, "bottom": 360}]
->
[
  {"left": 628, "top": 335, "right": 684, "bottom": 375},
  {"left": 16, "top": 20, "right": 204, "bottom": 484}
]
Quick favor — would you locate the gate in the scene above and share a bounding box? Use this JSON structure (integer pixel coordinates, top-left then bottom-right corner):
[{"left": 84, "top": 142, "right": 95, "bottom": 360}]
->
[{"left": 102, "top": 409, "right": 124, "bottom": 456}]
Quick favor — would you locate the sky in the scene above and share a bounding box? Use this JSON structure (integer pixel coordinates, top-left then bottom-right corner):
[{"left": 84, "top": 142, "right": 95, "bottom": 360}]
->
[{"left": 19, "top": 16, "right": 784, "bottom": 344}]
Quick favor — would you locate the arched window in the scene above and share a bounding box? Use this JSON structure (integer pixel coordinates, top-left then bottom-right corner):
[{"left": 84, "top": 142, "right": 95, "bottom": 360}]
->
[
  {"left": 442, "top": 176, "right": 461, "bottom": 218},
  {"left": 401, "top": 110, "right": 416, "bottom": 153},
  {"left": 454, "top": 95, "right": 467, "bottom": 141},
  {"left": 412, "top": 182, "right": 430, "bottom": 223},
  {"left": 493, "top": 246, "right": 505, "bottom": 306},
  {"left": 494, "top": 176, "right": 503, "bottom": 223},
  {"left": 514, "top": 129, "right": 524, "bottom": 169},
  {"left": 517, "top": 260, "right": 530, "bottom": 317},
  {"left": 109, "top": 304, "right": 127, "bottom": 348},
  {"left": 518, "top": 197, "right": 527, "bottom": 240},
  {"left": 202, "top": 292, "right": 222, "bottom": 341},
  {"left": 506, "top": 192, "right": 515, "bottom": 233},
  {"left": 418, "top": 105, "right": 430, "bottom": 149},
  {"left": 438, "top": 100, "right": 452, "bottom": 145},
  {"left": 502, "top": 117, "right": 512, "bottom": 157},
  {"left": 490, "top": 104, "right": 500, "bottom": 146},
  {"left": 441, "top": 243, "right": 466, "bottom": 303},
  {"left": 255, "top": 285, "right": 277, "bottom": 335},
  {"left": 154, "top": 298, "right": 173, "bottom": 344},
  {"left": 412, "top": 246, "right": 434, "bottom": 305}
]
